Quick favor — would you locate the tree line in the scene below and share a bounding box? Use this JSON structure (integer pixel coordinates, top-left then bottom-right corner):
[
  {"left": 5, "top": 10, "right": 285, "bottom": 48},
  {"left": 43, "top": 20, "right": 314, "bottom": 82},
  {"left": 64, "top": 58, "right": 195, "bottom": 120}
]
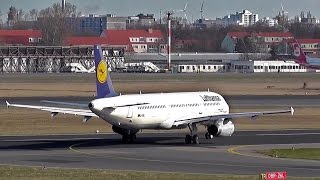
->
[
  {"left": 3, "top": 3, "right": 80, "bottom": 46},
  {"left": 2, "top": 3, "right": 320, "bottom": 52}
]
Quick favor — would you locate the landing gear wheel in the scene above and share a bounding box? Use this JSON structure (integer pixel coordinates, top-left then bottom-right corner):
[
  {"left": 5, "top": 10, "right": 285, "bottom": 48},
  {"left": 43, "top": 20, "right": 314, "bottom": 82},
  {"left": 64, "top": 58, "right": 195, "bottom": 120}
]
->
[
  {"left": 122, "top": 134, "right": 136, "bottom": 144},
  {"left": 129, "top": 134, "right": 136, "bottom": 143},
  {"left": 205, "top": 133, "right": 210, "bottom": 139},
  {"left": 122, "top": 135, "right": 129, "bottom": 144},
  {"left": 185, "top": 135, "right": 192, "bottom": 144},
  {"left": 192, "top": 135, "right": 199, "bottom": 144}
]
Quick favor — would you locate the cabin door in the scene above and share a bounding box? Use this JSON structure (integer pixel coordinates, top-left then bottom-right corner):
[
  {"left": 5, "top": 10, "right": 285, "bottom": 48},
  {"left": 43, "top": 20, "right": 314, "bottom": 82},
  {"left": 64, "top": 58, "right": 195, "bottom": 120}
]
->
[{"left": 126, "top": 107, "right": 133, "bottom": 118}]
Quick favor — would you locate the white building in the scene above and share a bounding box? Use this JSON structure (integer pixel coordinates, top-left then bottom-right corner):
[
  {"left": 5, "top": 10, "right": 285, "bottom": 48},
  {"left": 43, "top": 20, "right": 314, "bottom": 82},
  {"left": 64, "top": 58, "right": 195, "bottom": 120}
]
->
[
  {"left": 222, "top": 10, "right": 258, "bottom": 27},
  {"left": 260, "top": 17, "right": 278, "bottom": 27},
  {"left": 232, "top": 60, "right": 307, "bottom": 73}
]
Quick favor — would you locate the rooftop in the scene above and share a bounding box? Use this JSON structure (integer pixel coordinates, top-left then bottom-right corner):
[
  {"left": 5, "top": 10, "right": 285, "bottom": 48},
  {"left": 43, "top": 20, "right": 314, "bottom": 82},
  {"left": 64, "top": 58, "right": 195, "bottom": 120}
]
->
[
  {"left": 228, "top": 32, "right": 293, "bottom": 38},
  {"left": 0, "top": 30, "right": 42, "bottom": 37}
]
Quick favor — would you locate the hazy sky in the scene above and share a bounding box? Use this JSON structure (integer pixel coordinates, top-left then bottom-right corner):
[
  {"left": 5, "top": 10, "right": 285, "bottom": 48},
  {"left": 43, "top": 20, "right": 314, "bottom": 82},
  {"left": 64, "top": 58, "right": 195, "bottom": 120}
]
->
[{"left": 1, "top": 0, "right": 320, "bottom": 21}]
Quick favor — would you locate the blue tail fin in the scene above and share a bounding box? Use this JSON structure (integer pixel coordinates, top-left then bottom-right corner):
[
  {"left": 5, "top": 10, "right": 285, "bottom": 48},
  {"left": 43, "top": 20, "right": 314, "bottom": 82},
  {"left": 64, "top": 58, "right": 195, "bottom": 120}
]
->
[{"left": 94, "top": 45, "right": 117, "bottom": 98}]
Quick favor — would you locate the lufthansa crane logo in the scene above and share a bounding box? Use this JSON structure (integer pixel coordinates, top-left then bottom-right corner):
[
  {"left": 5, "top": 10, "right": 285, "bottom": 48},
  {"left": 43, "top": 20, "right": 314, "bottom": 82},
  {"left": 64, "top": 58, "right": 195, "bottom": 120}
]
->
[{"left": 97, "top": 60, "right": 107, "bottom": 83}]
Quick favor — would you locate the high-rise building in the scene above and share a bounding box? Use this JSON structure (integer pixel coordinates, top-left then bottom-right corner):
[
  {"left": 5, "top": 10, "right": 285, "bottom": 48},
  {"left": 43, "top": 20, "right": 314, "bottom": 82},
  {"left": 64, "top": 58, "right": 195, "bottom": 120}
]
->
[
  {"left": 222, "top": 10, "right": 258, "bottom": 27},
  {"left": 65, "top": 15, "right": 107, "bottom": 35},
  {"left": 127, "top": 14, "right": 156, "bottom": 29}
]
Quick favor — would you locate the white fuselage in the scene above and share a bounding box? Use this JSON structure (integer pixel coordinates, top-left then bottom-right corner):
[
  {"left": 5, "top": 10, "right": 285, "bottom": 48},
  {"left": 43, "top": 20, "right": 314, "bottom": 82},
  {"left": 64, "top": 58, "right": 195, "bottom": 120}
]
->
[{"left": 89, "top": 92, "right": 229, "bottom": 130}]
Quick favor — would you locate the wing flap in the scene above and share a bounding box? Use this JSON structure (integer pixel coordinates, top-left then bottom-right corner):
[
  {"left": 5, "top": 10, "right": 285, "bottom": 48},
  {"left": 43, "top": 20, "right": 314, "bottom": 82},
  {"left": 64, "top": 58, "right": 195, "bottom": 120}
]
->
[
  {"left": 41, "top": 100, "right": 88, "bottom": 108},
  {"left": 173, "top": 107, "right": 294, "bottom": 126},
  {"left": 42, "top": 100, "right": 149, "bottom": 108}
]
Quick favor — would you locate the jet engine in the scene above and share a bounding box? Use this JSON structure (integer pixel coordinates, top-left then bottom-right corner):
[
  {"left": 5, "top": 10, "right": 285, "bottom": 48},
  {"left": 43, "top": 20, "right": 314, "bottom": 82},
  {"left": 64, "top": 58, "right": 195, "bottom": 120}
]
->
[
  {"left": 112, "top": 125, "right": 128, "bottom": 135},
  {"left": 207, "top": 119, "right": 235, "bottom": 137}
]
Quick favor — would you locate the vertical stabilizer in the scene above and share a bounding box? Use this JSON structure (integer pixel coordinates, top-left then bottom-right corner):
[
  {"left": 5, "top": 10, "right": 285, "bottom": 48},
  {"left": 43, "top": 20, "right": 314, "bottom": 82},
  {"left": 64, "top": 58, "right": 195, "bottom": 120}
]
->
[
  {"left": 94, "top": 45, "right": 117, "bottom": 98},
  {"left": 292, "top": 40, "right": 308, "bottom": 64}
]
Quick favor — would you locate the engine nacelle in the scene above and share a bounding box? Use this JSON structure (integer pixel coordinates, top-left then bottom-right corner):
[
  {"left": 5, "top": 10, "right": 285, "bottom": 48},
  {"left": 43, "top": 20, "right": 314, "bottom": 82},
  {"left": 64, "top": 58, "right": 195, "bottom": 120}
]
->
[
  {"left": 207, "top": 120, "right": 235, "bottom": 137},
  {"left": 112, "top": 125, "right": 128, "bottom": 135}
]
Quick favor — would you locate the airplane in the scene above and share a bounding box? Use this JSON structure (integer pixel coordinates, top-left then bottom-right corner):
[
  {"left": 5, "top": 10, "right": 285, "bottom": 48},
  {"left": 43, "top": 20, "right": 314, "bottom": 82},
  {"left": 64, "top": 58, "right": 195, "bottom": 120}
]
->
[
  {"left": 6, "top": 45, "right": 294, "bottom": 144},
  {"left": 292, "top": 40, "right": 320, "bottom": 69}
]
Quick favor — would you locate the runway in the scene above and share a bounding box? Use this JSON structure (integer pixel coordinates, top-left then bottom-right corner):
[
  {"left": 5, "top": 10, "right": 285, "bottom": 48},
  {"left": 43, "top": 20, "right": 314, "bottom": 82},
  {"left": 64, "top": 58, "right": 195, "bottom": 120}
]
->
[{"left": 0, "top": 130, "right": 319, "bottom": 177}]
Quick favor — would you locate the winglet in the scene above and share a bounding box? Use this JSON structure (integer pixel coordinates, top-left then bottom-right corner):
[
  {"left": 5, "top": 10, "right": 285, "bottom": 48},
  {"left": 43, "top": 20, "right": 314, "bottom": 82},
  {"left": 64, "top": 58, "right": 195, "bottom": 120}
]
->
[
  {"left": 5, "top": 101, "right": 10, "bottom": 109},
  {"left": 290, "top": 107, "right": 295, "bottom": 116}
]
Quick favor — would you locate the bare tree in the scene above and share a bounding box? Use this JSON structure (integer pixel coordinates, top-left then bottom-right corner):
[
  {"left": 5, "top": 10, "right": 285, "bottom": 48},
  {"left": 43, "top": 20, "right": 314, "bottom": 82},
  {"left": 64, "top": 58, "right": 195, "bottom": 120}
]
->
[
  {"left": 37, "top": 2, "right": 79, "bottom": 45},
  {"left": 0, "top": 10, "right": 3, "bottom": 27},
  {"left": 17, "top": 9, "right": 25, "bottom": 21},
  {"left": 7, "top": 6, "right": 18, "bottom": 25},
  {"left": 29, "top": 9, "right": 38, "bottom": 21}
]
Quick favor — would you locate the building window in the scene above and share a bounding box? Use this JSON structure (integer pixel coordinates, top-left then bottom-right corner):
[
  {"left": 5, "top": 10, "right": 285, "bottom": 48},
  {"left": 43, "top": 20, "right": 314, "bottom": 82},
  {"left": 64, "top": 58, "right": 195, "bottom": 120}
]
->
[
  {"left": 203, "top": 65, "right": 206, "bottom": 70},
  {"left": 187, "top": 66, "right": 190, "bottom": 70}
]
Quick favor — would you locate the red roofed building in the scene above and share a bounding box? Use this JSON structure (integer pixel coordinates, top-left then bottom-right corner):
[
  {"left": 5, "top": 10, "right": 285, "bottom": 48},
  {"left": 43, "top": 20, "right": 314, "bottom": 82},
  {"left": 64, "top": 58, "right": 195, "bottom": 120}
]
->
[
  {"left": 101, "top": 29, "right": 167, "bottom": 53},
  {"left": 0, "top": 30, "right": 42, "bottom": 45},
  {"left": 64, "top": 36, "right": 130, "bottom": 51},
  {"left": 296, "top": 39, "right": 320, "bottom": 54},
  {"left": 65, "top": 29, "right": 166, "bottom": 53},
  {"left": 221, "top": 31, "right": 294, "bottom": 53}
]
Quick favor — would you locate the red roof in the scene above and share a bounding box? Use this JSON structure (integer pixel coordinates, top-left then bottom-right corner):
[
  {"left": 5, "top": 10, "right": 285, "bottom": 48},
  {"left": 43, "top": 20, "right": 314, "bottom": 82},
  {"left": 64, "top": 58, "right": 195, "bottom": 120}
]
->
[
  {"left": 0, "top": 30, "right": 42, "bottom": 45},
  {"left": 228, "top": 32, "right": 250, "bottom": 38},
  {"left": 297, "top": 39, "right": 320, "bottom": 44},
  {"left": 228, "top": 32, "right": 293, "bottom": 38},
  {"left": 99, "top": 29, "right": 164, "bottom": 52},
  {"left": 102, "top": 29, "right": 164, "bottom": 39},
  {"left": 0, "top": 30, "right": 42, "bottom": 37},
  {"left": 64, "top": 36, "right": 131, "bottom": 51},
  {"left": 64, "top": 37, "right": 109, "bottom": 46},
  {"left": 255, "top": 32, "right": 293, "bottom": 37}
]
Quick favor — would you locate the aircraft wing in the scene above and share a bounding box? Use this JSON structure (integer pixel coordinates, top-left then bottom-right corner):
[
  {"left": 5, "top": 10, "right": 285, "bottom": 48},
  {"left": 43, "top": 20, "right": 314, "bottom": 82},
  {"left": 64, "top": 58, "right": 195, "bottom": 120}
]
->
[
  {"left": 6, "top": 101, "right": 97, "bottom": 122},
  {"left": 173, "top": 107, "right": 294, "bottom": 126},
  {"left": 41, "top": 100, "right": 149, "bottom": 108},
  {"left": 41, "top": 100, "right": 88, "bottom": 108}
]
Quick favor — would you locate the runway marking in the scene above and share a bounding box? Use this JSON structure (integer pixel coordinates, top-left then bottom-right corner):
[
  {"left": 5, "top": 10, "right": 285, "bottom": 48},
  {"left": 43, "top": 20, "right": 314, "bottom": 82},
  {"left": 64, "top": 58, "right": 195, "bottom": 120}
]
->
[
  {"left": 228, "top": 144, "right": 320, "bottom": 162},
  {"left": 1, "top": 137, "right": 105, "bottom": 142},
  {"left": 0, "top": 132, "right": 114, "bottom": 137},
  {"left": 69, "top": 141, "right": 320, "bottom": 171},
  {"left": 257, "top": 133, "right": 320, "bottom": 136},
  {"left": 227, "top": 145, "right": 273, "bottom": 160}
]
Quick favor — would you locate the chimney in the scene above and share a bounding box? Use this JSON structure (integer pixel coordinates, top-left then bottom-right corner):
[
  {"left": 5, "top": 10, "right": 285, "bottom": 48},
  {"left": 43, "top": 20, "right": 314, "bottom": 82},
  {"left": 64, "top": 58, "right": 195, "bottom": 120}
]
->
[
  {"left": 148, "top": 28, "right": 153, "bottom": 34},
  {"left": 62, "top": 0, "right": 66, "bottom": 10}
]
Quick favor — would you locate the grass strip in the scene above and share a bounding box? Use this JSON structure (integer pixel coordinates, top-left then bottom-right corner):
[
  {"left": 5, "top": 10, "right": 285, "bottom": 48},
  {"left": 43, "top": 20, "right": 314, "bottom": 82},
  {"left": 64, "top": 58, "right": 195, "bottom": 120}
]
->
[
  {"left": 0, "top": 165, "right": 260, "bottom": 180},
  {"left": 258, "top": 148, "right": 320, "bottom": 160}
]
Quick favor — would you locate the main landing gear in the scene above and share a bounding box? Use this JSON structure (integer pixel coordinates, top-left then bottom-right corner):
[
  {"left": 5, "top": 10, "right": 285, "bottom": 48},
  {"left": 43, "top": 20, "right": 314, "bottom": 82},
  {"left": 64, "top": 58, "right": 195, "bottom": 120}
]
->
[
  {"left": 112, "top": 125, "right": 138, "bottom": 144},
  {"left": 185, "top": 123, "right": 199, "bottom": 144},
  {"left": 122, "top": 133, "right": 137, "bottom": 144},
  {"left": 205, "top": 132, "right": 214, "bottom": 139}
]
